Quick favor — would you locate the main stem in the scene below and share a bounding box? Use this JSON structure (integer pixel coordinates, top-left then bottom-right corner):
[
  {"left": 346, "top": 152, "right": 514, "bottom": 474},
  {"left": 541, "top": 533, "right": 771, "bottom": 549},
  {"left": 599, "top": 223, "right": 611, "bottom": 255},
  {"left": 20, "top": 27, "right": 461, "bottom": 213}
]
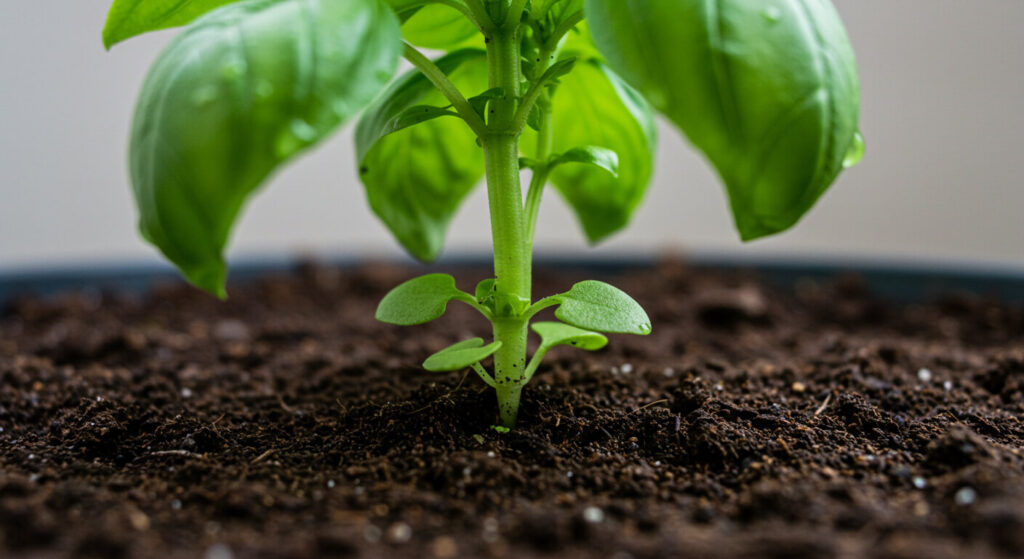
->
[{"left": 483, "top": 25, "right": 529, "bottom": 428}]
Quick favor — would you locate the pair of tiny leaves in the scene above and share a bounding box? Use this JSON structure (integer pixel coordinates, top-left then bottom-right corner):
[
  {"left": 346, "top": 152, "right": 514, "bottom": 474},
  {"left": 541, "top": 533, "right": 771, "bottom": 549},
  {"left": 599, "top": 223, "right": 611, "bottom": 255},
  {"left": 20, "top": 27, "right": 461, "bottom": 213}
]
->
[
  {"left": 375, "top": 273, "right": 651, "bottom": 334},
  {"left": 423, "top": 322, "right": 607, "bottom": 372}
]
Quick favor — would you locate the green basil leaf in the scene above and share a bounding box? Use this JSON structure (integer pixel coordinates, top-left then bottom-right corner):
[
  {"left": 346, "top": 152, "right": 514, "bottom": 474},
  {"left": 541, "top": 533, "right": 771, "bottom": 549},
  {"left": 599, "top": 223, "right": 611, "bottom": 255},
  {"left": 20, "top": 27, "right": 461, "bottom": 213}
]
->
[
  {"left": 423, "top": 338, "right": 503, "bottom": 372},
  {"left": 525, "top": 59, "right": 656, "bottom": 243},
  {"left": 548, "top": 146, "right": 619, "bottom": 177},
  {"left": 585, "top": 0, "right": 862, "bottom": 240},
  {"left": 532, "top": 321, "right": 608, "bottom": 352},
  {"left": 131, "top": 0, "right": 401, "bottom": 297},
  {"left": 103, "top": 0, "right": 241, "bottom": 48},
  {"left": 553, "top": 280, "right": 651, "bottom": 335},
  {"left": 376, "top": 273, "right": 466, "bottom": 325},
  {"left": 402, "top": 3, "right": 481, "bottom": 50},
  {"left": 355, "top": 49, "right": 488, "bottom": 262}
]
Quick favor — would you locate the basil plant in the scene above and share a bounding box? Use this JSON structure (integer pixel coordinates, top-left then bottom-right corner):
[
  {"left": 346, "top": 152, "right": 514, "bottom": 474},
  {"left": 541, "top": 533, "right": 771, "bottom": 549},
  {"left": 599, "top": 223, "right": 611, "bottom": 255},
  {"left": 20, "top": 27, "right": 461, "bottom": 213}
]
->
[{"left": 104, "top": 0, "right": 863, "bottom": 428}]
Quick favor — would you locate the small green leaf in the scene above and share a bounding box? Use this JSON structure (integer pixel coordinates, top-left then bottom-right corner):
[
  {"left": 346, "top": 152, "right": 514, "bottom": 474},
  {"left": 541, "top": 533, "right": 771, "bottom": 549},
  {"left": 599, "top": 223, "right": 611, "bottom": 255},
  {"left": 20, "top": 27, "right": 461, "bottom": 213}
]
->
[
  {"left": 468, "top": 87, "right": 506, "bottom": 121},
  {"left": 475, "top": 278, "right": 496, "bottom": 307},
  {"left": 554, "top": 280, "right": 651, "bottom": 335},
  {"left": 376, "top": 274, "right": 465, "bottom": 325},
  {"left": 494, "top": 293, "right": 531, "bottom": 318},
  {"left": 538, "top": 57, "right": 577, "bottom": 83},
  {"left": 423, "top": 338, "right": 503, "bottom": 372},
  {"left": 130, "top": 0, "right": 402, "bottom": 296},
  {"left": 548, "top": 146, "right": 619, "bottom": 177},
  {"left": 532, "top": 321, "right": 608, "bottom": 351},
  {"left": 526, "top": 103, "right": 543, "bottom": 131},
  {"left": 102, "top": 0, "right": 241, "bottom": 48},
  {"left": 585, "top": 0, "right": 862, "bottom": 241},
  {"left": 374, "top": 105, "right": 458, "bottom": 138},
  {"left": 355, "top": 49, "right": 488, "bottom": 262}
]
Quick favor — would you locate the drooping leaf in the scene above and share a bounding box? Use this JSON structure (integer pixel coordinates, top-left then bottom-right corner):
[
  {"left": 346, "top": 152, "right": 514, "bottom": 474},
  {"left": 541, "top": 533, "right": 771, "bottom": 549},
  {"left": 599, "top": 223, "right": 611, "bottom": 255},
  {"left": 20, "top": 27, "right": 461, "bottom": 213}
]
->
[
  {"left": 585, "top": 0, "right": 862, "bottom": 241},
  {"left": 130, "top": 0, "right": 401, "bottom": 297},
  {"left": 355, "top": 49, "right": 488, "bottom": 262},
  {"left": 102, "top": 0, "right": 241, "bottom": 48},
  {"left": 423, "top": 338, "right": 503, "bottom": 371},
  {"left": 523, "top": 59, "right": 656, "bottom": 243},
  {"left": 402, "top": 3, "right": 481, "bottom": 50},
  {"left": 553, "top": 280, "right": 651, "bottom": 335},
  {"left": 376, "top": 273, "right": 465, "bottom": 325},
  {"left": 548, "top": 146, "right": 619, "bottom": 177},
  {"left": 532, "top": 321, "right": 608, "bottom": 352}
]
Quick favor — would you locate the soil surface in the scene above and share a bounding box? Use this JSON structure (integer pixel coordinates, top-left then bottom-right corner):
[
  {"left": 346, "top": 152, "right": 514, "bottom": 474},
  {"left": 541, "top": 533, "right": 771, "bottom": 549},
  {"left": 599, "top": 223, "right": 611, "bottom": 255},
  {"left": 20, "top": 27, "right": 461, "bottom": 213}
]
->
[{"left": 1, "top": 260, "right": 1023, "bottom": 559}]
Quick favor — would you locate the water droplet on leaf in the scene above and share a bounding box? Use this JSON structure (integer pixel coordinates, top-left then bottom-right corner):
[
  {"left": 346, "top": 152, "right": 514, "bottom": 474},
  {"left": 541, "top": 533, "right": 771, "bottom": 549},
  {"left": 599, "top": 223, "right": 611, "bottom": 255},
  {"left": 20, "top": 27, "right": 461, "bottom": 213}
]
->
[
  {"left": 762, "top": 6, "right": 782, "bottom": 22},
  {"left": 843, "top": 131, "right": 865, "bottom": 168}
]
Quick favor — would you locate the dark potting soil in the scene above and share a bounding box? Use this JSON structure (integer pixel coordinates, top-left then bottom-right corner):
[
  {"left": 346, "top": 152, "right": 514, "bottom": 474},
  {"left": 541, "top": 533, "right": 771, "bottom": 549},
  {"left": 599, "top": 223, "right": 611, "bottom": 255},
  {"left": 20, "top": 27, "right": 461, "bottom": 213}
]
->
[{"left": 1, "top": 260, "right": 1023, "bottom": 559}]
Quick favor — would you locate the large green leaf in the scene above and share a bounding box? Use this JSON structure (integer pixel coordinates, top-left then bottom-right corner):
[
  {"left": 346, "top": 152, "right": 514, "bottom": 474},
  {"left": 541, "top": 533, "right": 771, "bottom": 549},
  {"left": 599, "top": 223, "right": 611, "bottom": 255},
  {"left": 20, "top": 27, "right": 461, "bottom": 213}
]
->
[
  {"left": 130, "top": 0, "right": 401, "bottom": 296},
  {"left": 402, "top": 3, "right": 481, "bottom": 50},
  {"left": 525, "top": 59, "right": 656, "bottom": 243},
  {"left": 585, "top": 0, "right": 862, "bottom": 240},
  {"left": 103, "top": 0, "right": 241, "bottom": 48},
  {"left": 355, "top": 49, "right": 488, "bottom": 262}
]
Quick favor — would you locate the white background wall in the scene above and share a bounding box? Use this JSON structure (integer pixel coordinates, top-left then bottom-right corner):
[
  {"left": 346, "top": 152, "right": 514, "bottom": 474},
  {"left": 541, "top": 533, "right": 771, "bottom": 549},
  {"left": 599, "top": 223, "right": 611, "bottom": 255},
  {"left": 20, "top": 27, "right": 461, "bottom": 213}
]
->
[{"left": 1, "top": 1, "right": 1022, "bottom": 272}]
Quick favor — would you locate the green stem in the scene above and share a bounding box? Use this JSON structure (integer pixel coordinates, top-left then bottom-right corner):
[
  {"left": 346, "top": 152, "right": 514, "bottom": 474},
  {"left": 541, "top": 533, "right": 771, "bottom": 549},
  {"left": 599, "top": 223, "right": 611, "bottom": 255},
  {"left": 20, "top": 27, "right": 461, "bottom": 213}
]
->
[
  {"left": 482, "top": 27, "right": 529, "bottom": 428},
  {"left": 524, "top": 92, "right": 553, "bottom": 241},
  {"left": 403, "top": 43, "right": 487, "bottom": 137}
]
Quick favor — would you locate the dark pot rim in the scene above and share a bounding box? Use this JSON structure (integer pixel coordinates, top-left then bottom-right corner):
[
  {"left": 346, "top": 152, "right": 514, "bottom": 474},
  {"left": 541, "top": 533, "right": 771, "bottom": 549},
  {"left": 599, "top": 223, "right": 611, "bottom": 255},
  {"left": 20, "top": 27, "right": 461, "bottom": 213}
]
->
[{"left": 1, "top": 253, "right": 1023, "bottom": 305}]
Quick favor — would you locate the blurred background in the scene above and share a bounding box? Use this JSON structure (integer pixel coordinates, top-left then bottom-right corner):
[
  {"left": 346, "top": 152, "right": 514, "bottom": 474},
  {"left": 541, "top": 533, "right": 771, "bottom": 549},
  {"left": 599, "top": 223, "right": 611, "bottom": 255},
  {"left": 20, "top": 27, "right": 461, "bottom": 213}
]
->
[{"left": 1, "top": 0, "right": 1022, "bottom": 273}]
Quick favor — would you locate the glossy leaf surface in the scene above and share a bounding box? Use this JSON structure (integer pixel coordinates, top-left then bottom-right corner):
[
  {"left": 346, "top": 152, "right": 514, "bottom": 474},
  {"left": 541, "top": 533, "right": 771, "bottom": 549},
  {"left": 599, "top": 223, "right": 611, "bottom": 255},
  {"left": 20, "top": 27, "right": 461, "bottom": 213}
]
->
[
  {"left": 376, "top": 274, "right": 465, "bottom": 325},
  {"left": 356, "top": 49, "right": 488, "bottom": 261},
  {"left": 402, "top": 3, "right": 480, "bottom": 49},
  {"left": 423, "top": 338, "right": 503, "bottom": 371},
  {"left": 525, "top": 60, "right": 656, "bottom": 243},
  {"left": 103, "top": 0, "right": 240, "bottom": 48},
  {"left": 554, "top": 280, "right": 651, "bottom": 335},
  {"left": 548, "top": 146, "right": 619, "bottom": 177},
  {"left": 586, "top": 0, "right": 861, "bottom": 240},
  {"left": 532, "top": 321, "right": 608, "bottom": 352},
  {"left": 131, "top": 0, "right": 401, "bottom": 296}
]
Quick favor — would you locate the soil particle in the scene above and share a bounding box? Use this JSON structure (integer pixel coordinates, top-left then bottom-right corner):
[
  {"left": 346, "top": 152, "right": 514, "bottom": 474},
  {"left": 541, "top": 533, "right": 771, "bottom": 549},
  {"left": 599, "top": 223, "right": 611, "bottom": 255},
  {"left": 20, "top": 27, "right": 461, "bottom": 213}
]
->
[{"left": 1, "top": 259, "right": 1023, "bottom": 558}]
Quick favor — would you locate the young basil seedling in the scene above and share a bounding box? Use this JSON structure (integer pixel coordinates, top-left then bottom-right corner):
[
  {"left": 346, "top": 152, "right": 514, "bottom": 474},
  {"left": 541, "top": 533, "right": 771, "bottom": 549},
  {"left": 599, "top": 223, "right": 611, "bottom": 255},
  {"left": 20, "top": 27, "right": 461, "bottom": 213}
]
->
[{"left": 105, "top": 0, "right": 863, "bottom": 428}]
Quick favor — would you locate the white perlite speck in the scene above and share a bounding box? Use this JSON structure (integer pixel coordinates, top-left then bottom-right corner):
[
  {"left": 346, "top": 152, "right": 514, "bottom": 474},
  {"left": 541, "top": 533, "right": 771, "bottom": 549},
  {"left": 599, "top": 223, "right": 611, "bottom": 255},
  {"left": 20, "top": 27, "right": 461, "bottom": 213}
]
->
[{"left": 583, "top": 506, "right": 605, "bottom": 523}]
